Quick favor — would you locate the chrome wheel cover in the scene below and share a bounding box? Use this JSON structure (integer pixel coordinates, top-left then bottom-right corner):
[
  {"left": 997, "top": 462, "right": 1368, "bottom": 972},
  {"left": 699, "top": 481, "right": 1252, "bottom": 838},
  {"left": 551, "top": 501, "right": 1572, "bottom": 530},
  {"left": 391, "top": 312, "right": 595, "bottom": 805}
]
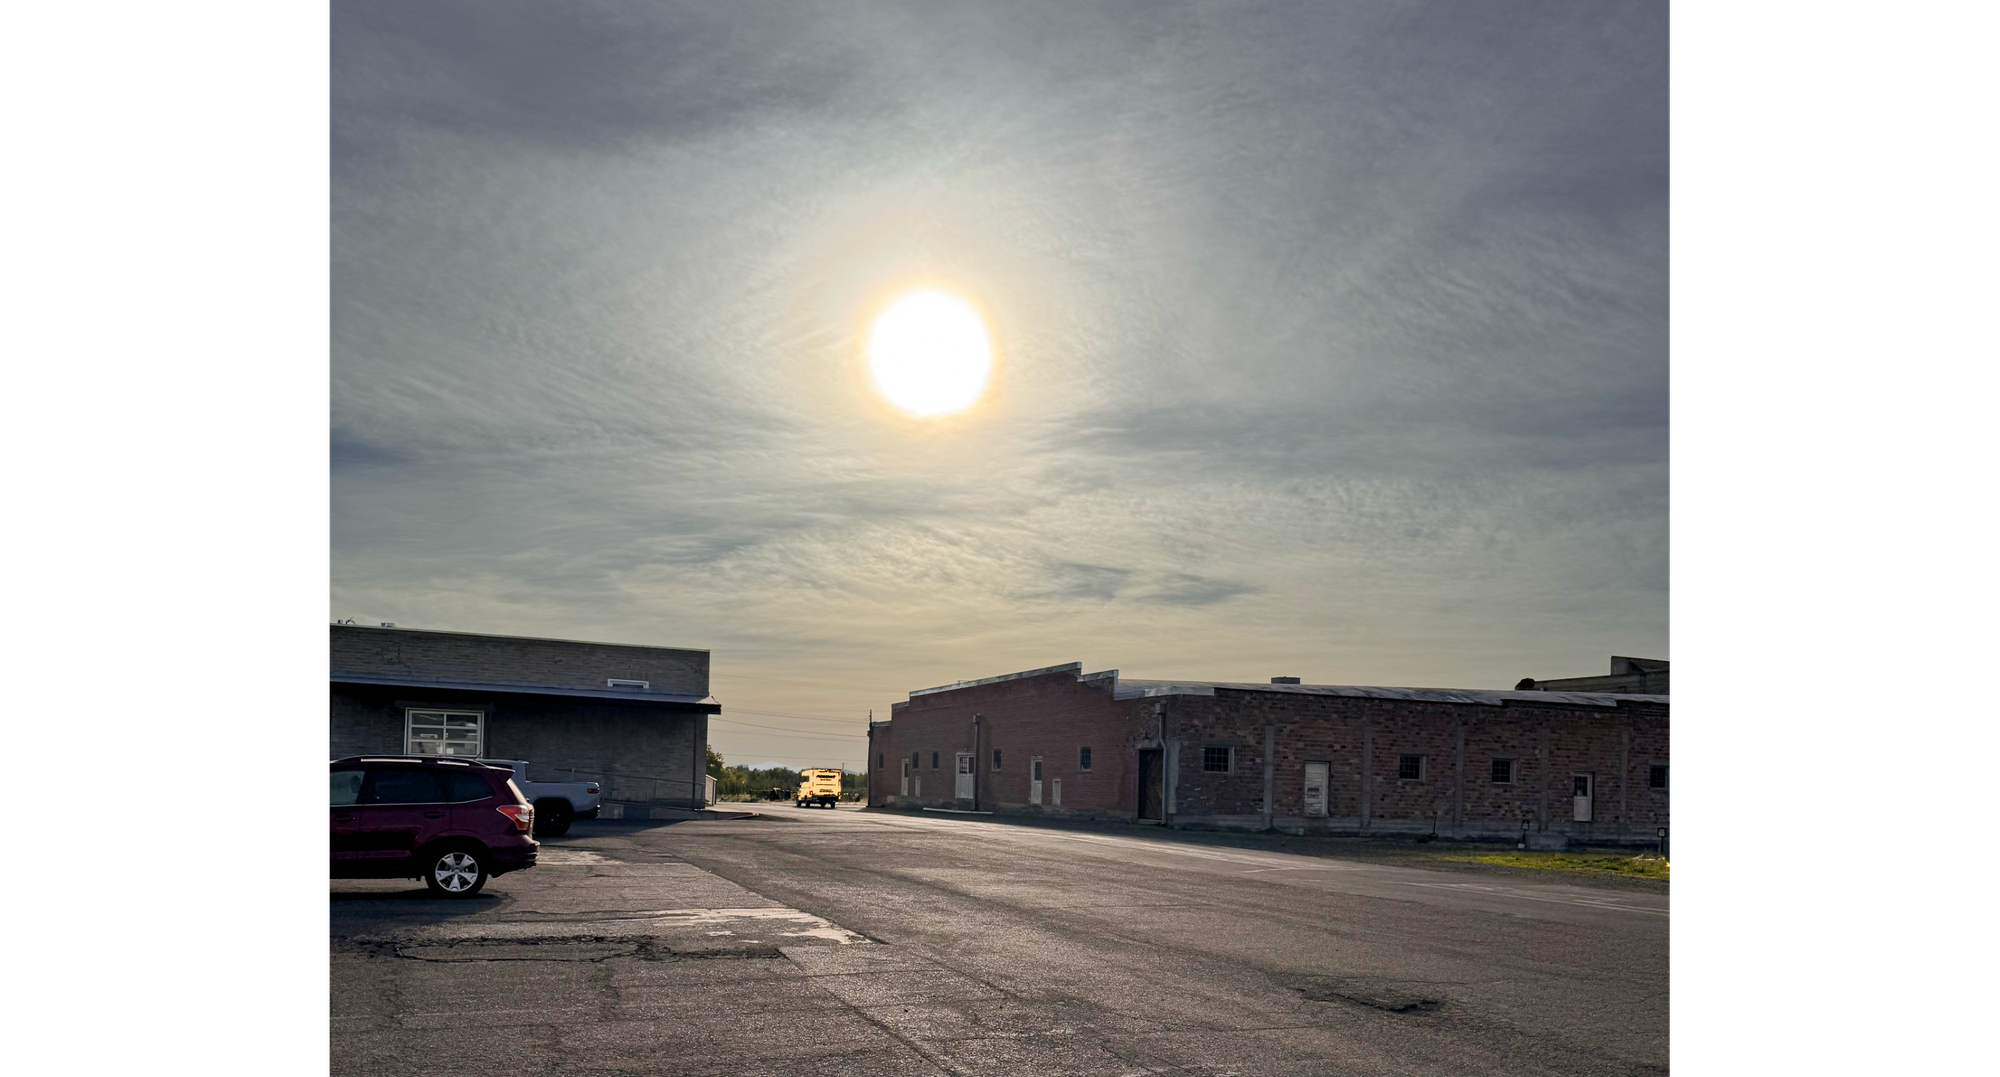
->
[{"left": 433, "top": 851, "right": 481, "bottom": 892}]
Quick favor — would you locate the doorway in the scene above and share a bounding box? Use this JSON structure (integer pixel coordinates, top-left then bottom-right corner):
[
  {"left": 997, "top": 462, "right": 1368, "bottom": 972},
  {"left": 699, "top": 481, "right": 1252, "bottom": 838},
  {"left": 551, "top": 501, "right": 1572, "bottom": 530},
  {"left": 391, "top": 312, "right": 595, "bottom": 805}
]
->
[
  {"left": 955, "top": 752, "right": 974, "bottom": 800},
  {"left": 1303, "top": 761, "right": 1329, "bottom": 818},
  {"left": 1030, "top": 757, "right": 1044, "bottom": 805},
  {"left": 1137, "top": 749, "right": 1164, "bottom": 821},
  {"left": 900, "top": 760, "right": 910, "bottom": 797},
  {"left": 1572, "top": 774, "right": 1594, "bottom": 822}
]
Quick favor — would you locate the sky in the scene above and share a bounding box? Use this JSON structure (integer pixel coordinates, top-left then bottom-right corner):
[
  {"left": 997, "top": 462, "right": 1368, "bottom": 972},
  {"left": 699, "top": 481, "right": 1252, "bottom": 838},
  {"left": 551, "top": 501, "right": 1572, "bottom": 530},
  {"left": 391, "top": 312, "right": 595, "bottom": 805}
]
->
[{"left": 331, "top": 0, "right": 1668, "bottom": 771}]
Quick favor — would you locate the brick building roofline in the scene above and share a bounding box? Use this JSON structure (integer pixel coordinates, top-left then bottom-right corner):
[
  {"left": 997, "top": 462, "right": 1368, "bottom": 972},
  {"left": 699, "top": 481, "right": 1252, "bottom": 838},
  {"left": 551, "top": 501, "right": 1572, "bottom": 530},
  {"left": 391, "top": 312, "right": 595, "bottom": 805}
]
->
[
  {"left": 909, "top": 661, "right": 1085, "bottom": 698},
  {"left": 1112, "top": 678, "right": 1665, "bottom": 709}
]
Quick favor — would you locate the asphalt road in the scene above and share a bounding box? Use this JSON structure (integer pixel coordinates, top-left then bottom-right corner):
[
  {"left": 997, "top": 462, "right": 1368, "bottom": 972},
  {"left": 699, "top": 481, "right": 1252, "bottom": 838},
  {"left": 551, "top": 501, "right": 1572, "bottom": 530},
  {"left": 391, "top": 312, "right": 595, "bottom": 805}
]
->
[{"left": 332, "top": 805, "right": 1667, "bottom": 1076}]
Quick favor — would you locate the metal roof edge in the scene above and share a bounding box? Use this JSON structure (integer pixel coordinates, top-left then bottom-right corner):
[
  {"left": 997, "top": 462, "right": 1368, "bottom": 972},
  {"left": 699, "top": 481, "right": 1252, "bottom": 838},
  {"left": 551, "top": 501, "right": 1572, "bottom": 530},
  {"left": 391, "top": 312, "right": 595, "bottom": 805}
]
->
[
  {"left": 329, "top": 623, "right": 710, "bottom": 655},
  {"left": 1109, "top": 678, "right": 1665, "bottom": 709},
  {"left": 908, "top": 661, "right": 1084, "bottom": 698},
  {"left": 330, "top": 673, "right": 721, "bottom": 710}
]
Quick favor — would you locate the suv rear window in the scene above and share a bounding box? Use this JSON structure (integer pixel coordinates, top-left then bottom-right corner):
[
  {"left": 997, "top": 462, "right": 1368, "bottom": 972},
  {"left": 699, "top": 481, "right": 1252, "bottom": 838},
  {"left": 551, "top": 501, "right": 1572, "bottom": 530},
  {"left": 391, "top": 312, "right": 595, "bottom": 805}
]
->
[
  {"left": 360, "top": 767, "right": 445, "bottom": 805},
  {"left": 443, "top": 771, "right": 494, "bottom": 803}
]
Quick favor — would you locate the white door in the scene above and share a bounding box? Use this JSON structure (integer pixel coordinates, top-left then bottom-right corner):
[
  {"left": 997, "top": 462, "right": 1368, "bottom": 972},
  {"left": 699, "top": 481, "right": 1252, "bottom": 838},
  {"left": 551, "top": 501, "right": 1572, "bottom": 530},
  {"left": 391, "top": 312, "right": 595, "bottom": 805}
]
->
[
  {"left": 1572, "top": 774, "right": 1594, "bottom": 822},
  {"left": 1030, "top": 757, "right": 1043, "bottom": 805},
  {"left": 1052, "top": 778, "right": 1062, "bottom": 806},
  {"left": 955, "top": 753, "right": 974, "bottom": 799},
  {"left": 1303, "top": 761, "right": 1329, "bottom": 817},
  {"left": 900, "top": 760, "right": 910, "bottom": 796}
]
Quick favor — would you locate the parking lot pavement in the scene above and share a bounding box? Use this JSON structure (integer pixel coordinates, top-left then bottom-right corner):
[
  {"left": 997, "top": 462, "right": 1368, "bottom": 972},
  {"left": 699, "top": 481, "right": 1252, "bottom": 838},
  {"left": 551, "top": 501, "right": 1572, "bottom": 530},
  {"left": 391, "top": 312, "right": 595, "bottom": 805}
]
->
[
  {"left": 333, "top": 811, "right": 1667, "bottom": 1076},
  {"left": 333, "top": 837, "right": 918, "bottom": 1076}
]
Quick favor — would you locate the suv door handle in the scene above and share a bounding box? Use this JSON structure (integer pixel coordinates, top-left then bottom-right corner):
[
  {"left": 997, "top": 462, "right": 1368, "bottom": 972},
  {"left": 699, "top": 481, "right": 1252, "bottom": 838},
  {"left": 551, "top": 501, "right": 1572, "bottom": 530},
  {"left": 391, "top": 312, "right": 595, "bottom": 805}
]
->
[
  {"left": 422, "top": 810, "right": 445, "bottom": 818},
  {"left": 333, "top": 814, "right": 356, "bottom": 823}
]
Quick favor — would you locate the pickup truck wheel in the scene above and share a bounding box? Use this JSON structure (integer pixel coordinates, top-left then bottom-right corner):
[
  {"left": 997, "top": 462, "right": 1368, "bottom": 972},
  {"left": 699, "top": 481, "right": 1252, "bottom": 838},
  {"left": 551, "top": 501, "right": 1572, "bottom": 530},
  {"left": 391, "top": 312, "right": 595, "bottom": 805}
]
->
[
  {"left": 424, "top": 848, "right": 489, "bottom": 897},
  {"left": 534, "top": 800, "right": 574, "bottom": 837}
]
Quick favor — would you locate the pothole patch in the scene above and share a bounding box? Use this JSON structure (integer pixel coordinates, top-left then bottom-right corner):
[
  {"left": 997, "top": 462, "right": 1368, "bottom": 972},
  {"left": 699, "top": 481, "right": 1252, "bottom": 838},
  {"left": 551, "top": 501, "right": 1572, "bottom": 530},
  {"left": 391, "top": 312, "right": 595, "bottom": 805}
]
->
[{"left": 1290, "top": 976, "right": 1444, "bottom": 1014}]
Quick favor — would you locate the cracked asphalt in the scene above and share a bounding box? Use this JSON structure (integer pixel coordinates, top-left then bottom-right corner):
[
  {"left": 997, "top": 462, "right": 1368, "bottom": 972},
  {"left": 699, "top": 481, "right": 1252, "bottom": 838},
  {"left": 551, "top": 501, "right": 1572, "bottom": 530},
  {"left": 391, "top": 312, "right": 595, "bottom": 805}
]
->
[{"left": 331, "top": 805, "right": 1667, "bottom": 1075}]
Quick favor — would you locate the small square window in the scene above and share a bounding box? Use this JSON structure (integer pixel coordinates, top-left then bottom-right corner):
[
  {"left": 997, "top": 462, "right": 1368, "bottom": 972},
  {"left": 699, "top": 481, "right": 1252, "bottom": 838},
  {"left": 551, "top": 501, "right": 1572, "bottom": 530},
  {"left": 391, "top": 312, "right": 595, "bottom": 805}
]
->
[
  {"left": 1491, "top": 758, "right": 1513, "bottom": 784},
  {"left": 993, "top": 749, "right": 1003, "bottom": 770},
  {"left": 932, "top": 751, "right": 939, "bottom": 769},
  {"left": 1079, "top": 746, "right": 1092, "bottom": 771},
  {"left": 1649, "top": 764, "right": 1668, "bottom": 789},
  {"left": 1203, "top": 746, "right": 1232, "bottom": 772},
  {"left": 1398, "top": 754, "right": 1425, "bottom": 781}
]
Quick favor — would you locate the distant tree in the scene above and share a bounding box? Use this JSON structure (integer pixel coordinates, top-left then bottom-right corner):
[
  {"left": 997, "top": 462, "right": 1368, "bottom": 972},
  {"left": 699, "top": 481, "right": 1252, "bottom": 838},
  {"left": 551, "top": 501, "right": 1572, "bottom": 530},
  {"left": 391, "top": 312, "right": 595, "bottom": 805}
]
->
[{"left": 706, "top": 744, "right": 726, "bottom": 780}]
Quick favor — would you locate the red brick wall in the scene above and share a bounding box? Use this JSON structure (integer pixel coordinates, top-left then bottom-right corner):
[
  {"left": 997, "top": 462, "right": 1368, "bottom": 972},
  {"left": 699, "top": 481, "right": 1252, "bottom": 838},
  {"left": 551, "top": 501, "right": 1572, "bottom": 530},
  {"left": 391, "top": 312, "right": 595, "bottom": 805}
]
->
[
  {"left": 869, "top": 670, "right": 1143, "bottom": 818},
  {"left": 1167, "top": 690, "right": 1668, "bottom": 842},
  {"left": 870, "top": 672, "right": 1668, "bottom": 844}
]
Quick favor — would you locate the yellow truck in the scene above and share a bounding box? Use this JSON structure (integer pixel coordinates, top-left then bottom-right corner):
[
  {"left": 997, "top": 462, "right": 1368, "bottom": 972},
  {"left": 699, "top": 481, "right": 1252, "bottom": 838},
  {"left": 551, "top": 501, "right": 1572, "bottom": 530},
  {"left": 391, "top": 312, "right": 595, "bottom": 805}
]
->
[{"left": 795, "top": 768, "right": 843, "bottom": 808}]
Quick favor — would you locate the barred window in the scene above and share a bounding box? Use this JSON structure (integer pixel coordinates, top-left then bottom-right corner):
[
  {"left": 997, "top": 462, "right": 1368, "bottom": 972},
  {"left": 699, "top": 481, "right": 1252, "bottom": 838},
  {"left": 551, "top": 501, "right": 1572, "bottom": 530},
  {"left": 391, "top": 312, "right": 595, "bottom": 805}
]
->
[
  {"left": 1079, "top": 746, "right": 1092, "bottom": 771},
  {"left": 932, "top": 751, "right": 939, "bottom": 769},
  {"left": 1398, "top": 754, "right": 1425, "bottom": 781},
  {"left": 1649, "top": 764, "right": 1669, "bottom": 789},
  {"left": 993, "top": 749, "right": 1003, "bottom": 770},
  {"left": 1491, "top": 758, "right": 1513, "bottom": 784},
  {"left": 912, "top": 752, "right": 920, "bottom": 769},
  {"left": 1203, "top": 746, "right": 1232, "bottom": 772}
]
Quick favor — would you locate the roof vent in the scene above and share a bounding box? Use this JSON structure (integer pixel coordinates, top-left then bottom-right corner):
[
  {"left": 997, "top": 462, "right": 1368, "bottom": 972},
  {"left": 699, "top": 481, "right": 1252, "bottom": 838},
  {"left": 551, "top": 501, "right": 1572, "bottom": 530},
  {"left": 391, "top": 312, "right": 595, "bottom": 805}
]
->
[
  {"left": 379, "top": 622, "right": 396, "bottom": 628},
  {"left": 1271, "top": 676, "right": 1301, "bottom": 684}
]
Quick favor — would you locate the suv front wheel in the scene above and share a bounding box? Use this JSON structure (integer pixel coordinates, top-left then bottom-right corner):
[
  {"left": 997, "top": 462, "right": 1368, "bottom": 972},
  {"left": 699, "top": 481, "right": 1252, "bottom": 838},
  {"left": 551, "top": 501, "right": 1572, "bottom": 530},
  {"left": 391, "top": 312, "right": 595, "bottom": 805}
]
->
[{"left": 423, "top": 847, "right": 490, "bottom": 897}]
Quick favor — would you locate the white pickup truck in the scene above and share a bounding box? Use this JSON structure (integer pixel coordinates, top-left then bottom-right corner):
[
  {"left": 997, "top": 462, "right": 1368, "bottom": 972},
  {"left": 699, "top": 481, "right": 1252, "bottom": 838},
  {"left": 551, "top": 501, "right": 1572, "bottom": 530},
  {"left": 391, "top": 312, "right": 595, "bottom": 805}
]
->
[{"left": 478, "top": 760, "right": 600, "bottom": 837}]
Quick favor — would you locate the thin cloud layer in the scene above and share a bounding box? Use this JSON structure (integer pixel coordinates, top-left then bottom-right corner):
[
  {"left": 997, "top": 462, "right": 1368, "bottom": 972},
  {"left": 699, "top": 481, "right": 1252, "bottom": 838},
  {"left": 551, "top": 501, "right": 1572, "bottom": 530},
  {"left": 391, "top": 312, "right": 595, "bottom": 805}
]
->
[{"left": 332, "top": 1, "right": 1668, "bottom": 767}]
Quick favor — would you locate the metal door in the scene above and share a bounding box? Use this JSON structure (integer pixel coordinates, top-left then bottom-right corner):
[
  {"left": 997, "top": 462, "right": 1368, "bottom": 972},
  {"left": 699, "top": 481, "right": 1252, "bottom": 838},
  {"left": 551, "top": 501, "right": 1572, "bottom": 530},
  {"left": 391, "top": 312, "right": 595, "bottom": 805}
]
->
[
  {"left": 1572, "top": 774, "right": 1594, "bottom": 822},
  {"left": 900, "top": 760, "right": 910, "bottom": 796},
  {"left": 1052, "top": 778, "right": 1062, "bottom": 806},
  {"left": 1030, "top": 757, "right": 1043, "bottom": 805},
  {"left": 955, "top": 753, "right": 974, "bottom": 799},
  {"left": 1137, "top": 749, "right": 1163, "bottom": 820},
  {"left": 1303, "top": 761, "right": 1330, "bottom": 818}
]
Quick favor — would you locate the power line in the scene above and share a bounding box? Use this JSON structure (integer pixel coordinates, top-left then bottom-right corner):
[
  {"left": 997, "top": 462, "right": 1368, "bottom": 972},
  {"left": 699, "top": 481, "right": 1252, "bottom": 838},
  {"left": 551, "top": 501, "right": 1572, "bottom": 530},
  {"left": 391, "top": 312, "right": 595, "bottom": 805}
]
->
[
  {"left": 726, "top": 707, "right": 868, "bottom": 725},
  {"left": 709, "top": 716, "right": 864, "bottom": 739}
]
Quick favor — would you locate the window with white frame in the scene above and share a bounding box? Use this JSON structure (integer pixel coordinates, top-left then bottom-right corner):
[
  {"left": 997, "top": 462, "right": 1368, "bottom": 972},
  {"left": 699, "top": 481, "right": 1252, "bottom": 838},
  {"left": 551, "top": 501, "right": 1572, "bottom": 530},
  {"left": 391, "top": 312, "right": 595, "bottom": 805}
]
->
[{"left": 405, "top": 709, "right": 483, "bottom": 756}]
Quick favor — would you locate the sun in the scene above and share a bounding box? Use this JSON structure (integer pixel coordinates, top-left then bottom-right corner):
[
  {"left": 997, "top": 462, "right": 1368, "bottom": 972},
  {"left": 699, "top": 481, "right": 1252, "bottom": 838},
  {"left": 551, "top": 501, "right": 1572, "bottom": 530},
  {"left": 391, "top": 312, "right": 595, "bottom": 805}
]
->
[{"left": 864, "top": 290, "right": 993, "bottom": 417}]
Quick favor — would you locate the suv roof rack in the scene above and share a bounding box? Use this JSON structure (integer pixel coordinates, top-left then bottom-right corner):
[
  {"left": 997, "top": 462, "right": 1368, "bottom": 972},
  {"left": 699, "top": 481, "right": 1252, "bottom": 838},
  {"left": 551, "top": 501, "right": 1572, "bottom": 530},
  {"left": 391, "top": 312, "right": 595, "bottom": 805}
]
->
[{"left": 329, "top": 755, "right": 502, "bottom": 768}]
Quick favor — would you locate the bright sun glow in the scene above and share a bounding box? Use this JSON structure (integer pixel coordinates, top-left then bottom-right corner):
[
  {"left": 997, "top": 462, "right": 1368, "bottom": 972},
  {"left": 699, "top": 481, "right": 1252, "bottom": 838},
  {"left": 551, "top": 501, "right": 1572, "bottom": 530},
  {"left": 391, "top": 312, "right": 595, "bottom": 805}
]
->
[{"left": 865, "top": 290, "right": 993, "bottom": 417}]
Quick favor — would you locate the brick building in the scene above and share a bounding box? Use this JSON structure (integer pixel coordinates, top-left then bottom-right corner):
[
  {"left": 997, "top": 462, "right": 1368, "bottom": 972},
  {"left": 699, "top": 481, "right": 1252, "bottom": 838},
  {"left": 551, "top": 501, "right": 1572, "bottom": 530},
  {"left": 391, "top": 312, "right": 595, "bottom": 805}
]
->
[
  {"left": 330, "top": 624, "right": 720, "bottom": 814},
  {"left": 867, "top": 662, "right": 1667, "bottom": 848}
]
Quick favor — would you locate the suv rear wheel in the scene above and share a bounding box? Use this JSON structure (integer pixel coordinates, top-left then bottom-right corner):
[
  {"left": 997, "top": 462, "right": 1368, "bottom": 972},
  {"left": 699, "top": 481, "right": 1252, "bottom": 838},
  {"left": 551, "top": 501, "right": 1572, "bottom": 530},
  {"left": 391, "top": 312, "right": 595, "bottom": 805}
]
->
[{"left": 423, "top": 848, "right": 489, "bottom": 897}]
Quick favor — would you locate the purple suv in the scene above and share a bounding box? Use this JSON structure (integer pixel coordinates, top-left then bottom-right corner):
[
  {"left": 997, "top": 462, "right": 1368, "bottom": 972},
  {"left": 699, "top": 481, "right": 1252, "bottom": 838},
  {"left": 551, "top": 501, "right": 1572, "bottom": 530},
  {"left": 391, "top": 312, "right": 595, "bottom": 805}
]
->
[{"left": 331, "top": 756, "right": 539, "bottom": 897}]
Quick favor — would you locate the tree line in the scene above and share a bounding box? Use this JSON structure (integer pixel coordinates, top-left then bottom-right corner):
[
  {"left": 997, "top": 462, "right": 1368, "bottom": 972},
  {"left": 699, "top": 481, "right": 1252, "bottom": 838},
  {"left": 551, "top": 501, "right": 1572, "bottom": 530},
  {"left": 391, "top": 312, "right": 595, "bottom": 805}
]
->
[{"left": 707, "top": 746, "right": 868, "bottom": 799}]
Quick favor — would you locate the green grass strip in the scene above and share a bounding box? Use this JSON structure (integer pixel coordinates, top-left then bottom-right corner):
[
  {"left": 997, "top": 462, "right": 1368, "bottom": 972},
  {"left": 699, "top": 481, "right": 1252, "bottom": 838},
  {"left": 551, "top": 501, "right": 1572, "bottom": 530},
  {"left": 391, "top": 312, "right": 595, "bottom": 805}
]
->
[{"left": 1424, "top": 850, "right": 1670, "bottom": 880}]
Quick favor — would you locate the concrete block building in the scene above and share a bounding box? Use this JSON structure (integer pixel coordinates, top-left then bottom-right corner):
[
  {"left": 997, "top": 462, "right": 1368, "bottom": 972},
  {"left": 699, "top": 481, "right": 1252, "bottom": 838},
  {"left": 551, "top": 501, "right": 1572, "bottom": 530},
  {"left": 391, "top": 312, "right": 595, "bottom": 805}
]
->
[
  {"left": 867, "top": 661, "right": 1667, "bottom": 848},
  {"left": 330, "top": 623, "right": 720, "bottom": 814}
]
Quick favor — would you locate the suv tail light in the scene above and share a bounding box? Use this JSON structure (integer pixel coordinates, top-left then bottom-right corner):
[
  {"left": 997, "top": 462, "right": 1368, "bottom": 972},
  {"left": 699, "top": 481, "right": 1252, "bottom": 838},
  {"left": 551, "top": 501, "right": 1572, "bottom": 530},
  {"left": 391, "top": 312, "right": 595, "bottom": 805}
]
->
[
  {"left": 586, "top": 784, "right": 599, "bottom": 794},
  {"left": 496, "top": 804, "right": 533, "bottom": 832}
]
